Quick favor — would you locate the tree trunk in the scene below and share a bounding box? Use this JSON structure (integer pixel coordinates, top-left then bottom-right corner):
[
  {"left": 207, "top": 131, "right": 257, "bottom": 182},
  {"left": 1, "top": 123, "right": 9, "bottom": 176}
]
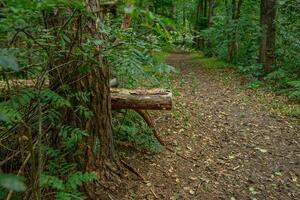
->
[
  {"left": 46, "top": 0, "right": 122, "bottom": 198},
  {"left": 204, "top": 0, "right": 208, "bottom": 17},
  {"left": 228, "top": 0, "right": 243, "bottom": 63},
  {"left": 206, "top": 0, "right": 215, "bottom": 55},
  {"left": 194, "top": 0, "right": 205, "bottom": 49},
  {"left": 259, "top": 0, "right": 277, "bottom": 73},
  {"left": 82, "top": 2, "right": 122, "bottom": 197},
  {"left": 207, "top": 0, "right": 214, "bottom": 27}
]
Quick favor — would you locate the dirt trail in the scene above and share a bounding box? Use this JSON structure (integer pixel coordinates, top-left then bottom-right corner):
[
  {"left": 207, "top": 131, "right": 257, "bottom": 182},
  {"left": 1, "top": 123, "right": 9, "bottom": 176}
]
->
[{"left": 124, "top": 53, "right": 300, "bottom": 200}]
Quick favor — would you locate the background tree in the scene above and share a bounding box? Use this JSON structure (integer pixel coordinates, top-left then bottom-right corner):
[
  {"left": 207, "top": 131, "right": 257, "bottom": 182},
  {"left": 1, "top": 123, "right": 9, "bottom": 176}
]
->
[
  {"left": 259, "top": 0, "right": 277, "bottom": 73},
  {"left": 228, "top": 0, "right": 243, "bottom": 62}
]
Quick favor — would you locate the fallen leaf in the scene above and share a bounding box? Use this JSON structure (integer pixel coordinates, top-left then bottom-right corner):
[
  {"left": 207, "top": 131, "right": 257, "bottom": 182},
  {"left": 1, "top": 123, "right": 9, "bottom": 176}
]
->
[{"left": 255, "top": 147, "right": 268, "bottom": 153}]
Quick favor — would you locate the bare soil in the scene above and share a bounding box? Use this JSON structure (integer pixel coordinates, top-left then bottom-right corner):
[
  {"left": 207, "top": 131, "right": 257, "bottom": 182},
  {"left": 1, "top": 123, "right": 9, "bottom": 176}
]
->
[{"left": 121, "top": 53, "right": 300, "bottom": 200}]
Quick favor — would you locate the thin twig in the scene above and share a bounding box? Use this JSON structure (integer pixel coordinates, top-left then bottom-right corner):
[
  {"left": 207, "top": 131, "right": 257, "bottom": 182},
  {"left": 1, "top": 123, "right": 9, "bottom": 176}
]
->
[
  {"left": 0, "top": 151, "right": 21, "bottom": 167},
  {"left": 150, "top": 187, "right": 158, "bottom": 199},
  {"left": 120, "top": 159, "right": 146, "bottom": 183}
]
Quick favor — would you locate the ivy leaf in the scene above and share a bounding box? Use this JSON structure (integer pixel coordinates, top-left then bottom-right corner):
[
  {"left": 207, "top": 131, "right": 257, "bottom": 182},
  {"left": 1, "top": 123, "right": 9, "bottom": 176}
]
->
[
  {"left": 0, "top": 174, "right": 26, "bottom": 192},
  {"left": 0, "top": 112, "right": 10, "bottom": 123},
  {"left": 0, "top": 50, "right": 19, "bottom": 71},
  {"left": 124, "top": 5, "right": 134, "bottom": 14}
]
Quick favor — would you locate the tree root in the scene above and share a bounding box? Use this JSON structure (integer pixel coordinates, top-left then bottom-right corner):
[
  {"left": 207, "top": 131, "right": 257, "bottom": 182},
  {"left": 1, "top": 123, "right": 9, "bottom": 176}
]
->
[
  {"left": 120, "top": 159, "right": 146, "bottom": 183},
  {"left": 134, "top": 109, "right": 165, "bottom": 145}
]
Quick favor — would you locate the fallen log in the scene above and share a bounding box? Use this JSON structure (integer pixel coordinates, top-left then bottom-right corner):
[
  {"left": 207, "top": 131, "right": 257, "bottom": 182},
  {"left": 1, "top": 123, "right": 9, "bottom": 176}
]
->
[{"left": 111, "top": 88, "right": 172, "bottom": 110}]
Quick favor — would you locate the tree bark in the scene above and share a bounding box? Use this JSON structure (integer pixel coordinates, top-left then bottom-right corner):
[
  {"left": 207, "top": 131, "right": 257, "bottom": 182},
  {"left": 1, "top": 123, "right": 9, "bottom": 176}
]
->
[
  {"left": 228, "top": 0, "right": 243, "bottom": 63},
  {"left": 82, "top": 2, "right": 122, "bottom": 195},
  {"left": 194, "top": 0, "right": 205, "bottom": 49},
  {"left": 259, "top": 0, "right": 277, "bottom": 73},
  {"left": 37, "top": 3, "right": 119, "bottom": 199},
  {"left": 206, "top": 0, "right": 215, "bottom": 55},
  {"left": 111, "top": 89, "right": 172, "bottom": 110},
  {"left": 45, "top": 0, "right": 122, "bottom": 198},
  {"left": 207, "top": 0, "right": 214, "bottom": 27}
]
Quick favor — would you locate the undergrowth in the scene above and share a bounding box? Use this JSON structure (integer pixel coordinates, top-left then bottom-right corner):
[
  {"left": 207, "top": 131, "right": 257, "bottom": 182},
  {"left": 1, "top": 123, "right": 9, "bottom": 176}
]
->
[
  {"left": 112, "top": 110, "right": 163, "bottom": 154},
  {"left": 191, "top": 52, "right": 231, "bottom": 69}
]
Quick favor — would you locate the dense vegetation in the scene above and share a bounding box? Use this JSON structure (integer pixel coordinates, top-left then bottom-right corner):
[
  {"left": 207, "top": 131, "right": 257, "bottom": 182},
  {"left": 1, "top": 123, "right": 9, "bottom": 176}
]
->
[{"left": 0, "top": 0, "right": 299, "bottom": 199}]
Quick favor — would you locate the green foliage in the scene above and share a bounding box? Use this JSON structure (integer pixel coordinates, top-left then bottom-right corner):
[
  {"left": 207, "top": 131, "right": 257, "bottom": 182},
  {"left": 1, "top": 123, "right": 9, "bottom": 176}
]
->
[
  {"left": 0, "top": 105, "right": 21, "bottom": 124},
  {"left": 247, "top": 80, "right": 262, "bottom": 90},
  {"left": 0, "top": 1, "right": 298, "bottom": 200},
  {"left": 192, "top": 52, "right": 231, "bottom": 69},
  {"left": 0, "top": 49, "right": 19, "bottom": 72},
  {"left": 74, "top": 106, "right": 94, "bottom": 119},
  {"left": 185, "top": 0, "right": 300, "bottom": 100},
  {"left": 0, "top": 174, "right": 26, "bottom": 192},
  {"left": 40, "top": 172, "right": 97, "bottom": 200},
  {"left": 113, "top": 110, "right": 163, "bottom": 153},
  {"left": 0, "top": 112, "right": 11, "bottom": 123},
  {"left": 0, "top": 1, "right": 178, "bottom": 199},
  {"left": 58, "top": 125, "right": 89, "bottom": 149},
  {"left": 287, "top": 81, "right": 300, "bottom": 100},
  {"left": 41, "top": 89, "right": 71, "bottom": 108}
]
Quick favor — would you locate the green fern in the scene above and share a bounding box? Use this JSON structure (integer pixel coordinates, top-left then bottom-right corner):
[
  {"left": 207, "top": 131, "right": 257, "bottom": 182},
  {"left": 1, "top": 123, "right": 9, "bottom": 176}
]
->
[
  {"left": 266, "top": 68, "right": 287, "bottom": 80},
  {"left": 288, "top": 80, "right": 300, "bottom": 89},
  {"left": 65, "top": 172, "right": 97, "bottom": 191},
  {"left": 74, "top": 105, "right": 94, "bottom": 119},
  {"left": 113, "top": 111, "right": 163, "bottom": 153},
  {"left": 0, "top": 105, "right": 22, "bottom": 123},
  {"left": 70, "top": 91, "right": 91, "bottom": 103},
  {"left": 55, "top": 192, "right": 72, "bottom": 200},
  {"left": 44, "top": 108, "right": 61, "bottom": 126},
  {"left": 287, "top": 81, "right": 300, "bottom": 100},
  {"left": 10, "top": 88, "right": 36, "bottom": 109},
  {"left": 58, "top": 125, "right": 89, "bottom": 149},
  {"left": 40, "top": 172, "right": 96, "bottom": 200},
  {"left": 41, "top": 89, "right": 71, "bottom": 108},
  {"left": 40, "top": 174, "right": 65, "bottom": 191}
]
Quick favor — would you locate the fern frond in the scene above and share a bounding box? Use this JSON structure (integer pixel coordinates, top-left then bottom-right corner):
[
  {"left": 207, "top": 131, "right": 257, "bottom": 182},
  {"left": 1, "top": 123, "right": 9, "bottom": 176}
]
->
[
  {"left": 66, "top": 172, "right": 97, "bottom": 191},
  {"left": 70, "top": 91, "right": 90, "bottom": 103},
  {"left": 40, "top": 174, "right": 65, "bottom": 191},
  {"left": 41, "top": 89, "right": 71, "bottom": 108},
  {"left": 58, "top": 125, "right": 89, "bottom": 149},
  {"left": 74, "top": 105, "right": 94, "bottom": 119}
]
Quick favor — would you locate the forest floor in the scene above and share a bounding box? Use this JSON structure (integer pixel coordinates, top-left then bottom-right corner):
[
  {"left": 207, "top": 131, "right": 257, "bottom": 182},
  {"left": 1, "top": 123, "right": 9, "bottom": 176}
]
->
[{"left": 121, "top": 52, "right": 300, "bottom": 200}]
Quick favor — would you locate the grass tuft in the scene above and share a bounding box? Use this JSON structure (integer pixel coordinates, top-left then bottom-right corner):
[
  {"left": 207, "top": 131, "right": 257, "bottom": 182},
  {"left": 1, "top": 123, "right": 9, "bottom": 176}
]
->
[
  {"left": 191, "top": 52, "right": 231, "bottom": 68},
  {"left": 154, "top": 51, "right": 171, "bottom": 63}
]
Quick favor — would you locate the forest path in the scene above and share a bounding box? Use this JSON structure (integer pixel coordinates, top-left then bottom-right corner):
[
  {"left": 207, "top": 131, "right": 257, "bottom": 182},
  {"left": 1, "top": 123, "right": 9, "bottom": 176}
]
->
[{"left": 124, "top": 52, "right": 300, "bottom": 200}]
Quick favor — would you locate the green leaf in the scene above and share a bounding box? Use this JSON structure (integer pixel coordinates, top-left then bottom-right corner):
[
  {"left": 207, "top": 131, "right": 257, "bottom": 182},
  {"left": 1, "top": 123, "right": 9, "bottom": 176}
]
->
[
  {"left": 0, "top": 112, "right": 10, "bottom": 123},
  {"left": 66, "top": 172, "right": 96, "bottom": 191},
  {"left": 0, "top": 49, "right": 19, "bottom": 71},
  {"left": 0, "top": 174, "right": 26, "bottom": 192},
  {"left": 55, "top": 192, "right": 72, "bottom": 200},
  {"left": 40, "top": 174, "right": 65, "bottom": 191}
]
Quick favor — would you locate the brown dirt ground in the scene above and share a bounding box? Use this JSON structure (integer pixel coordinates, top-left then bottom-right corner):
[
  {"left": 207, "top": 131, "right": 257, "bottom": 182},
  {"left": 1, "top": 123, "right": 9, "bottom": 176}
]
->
[{"left": 120, "top": 53, "right": 300, "bottom": 200}]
